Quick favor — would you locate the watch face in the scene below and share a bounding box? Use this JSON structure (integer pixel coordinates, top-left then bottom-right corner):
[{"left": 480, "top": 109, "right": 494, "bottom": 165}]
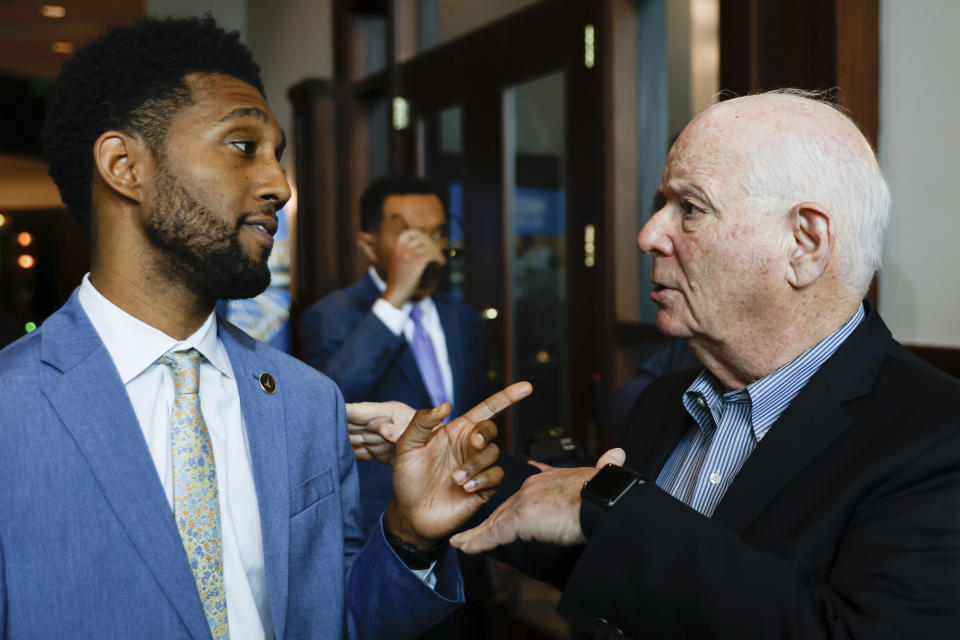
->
[{"left": 586, "top": 464, "right": 637, "bottom": 504}]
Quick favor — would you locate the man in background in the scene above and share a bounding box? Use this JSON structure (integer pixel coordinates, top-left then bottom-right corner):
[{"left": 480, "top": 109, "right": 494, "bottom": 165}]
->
[
  {"left": 299, "top": 175, "right": 486, "bottom": 536},
  {"left": 298, "top": 176, "right": 491, "bottom": 637},
  {"left": 0, "top": 16, "right": 522, "bottom": 639}
]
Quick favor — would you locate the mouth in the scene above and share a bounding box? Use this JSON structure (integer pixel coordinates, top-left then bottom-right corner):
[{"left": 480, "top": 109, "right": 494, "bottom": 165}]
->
[
  {"left": 649, "top": 281, "right": 676, "bottom": 305},
  {"left": 240, "top": 213, "right": 278, "bottom": 248}
]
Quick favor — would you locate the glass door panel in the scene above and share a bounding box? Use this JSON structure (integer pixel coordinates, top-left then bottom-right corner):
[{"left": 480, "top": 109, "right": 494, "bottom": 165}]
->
[
  {"left": 504, "top": 70, "right": 567, "bottom": 454},
  {"left": 419, "top": 104, "right": 466, "bottom": 300}
]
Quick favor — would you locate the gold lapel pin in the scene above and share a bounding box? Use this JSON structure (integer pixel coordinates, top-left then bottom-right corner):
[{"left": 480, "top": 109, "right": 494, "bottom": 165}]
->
[{"left": 259, "top": 372, "right": 276, "bottom": 394}]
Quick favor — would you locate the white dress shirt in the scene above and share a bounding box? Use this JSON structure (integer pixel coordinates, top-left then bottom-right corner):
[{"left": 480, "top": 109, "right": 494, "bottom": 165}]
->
[
  {"left": 367, "top": 267, "right": 455, "bottom": 406},
  {"left": 78, "top": 274, "right": 274, "bottom": 640}
]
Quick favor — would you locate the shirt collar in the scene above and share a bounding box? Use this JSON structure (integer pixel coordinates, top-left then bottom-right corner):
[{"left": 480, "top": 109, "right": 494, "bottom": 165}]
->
[
  {"left": 683, "top": 303, "right": 865, "bottom": 440},
  {"left": 77, "top": 273, "right": 233, "bottom": 384},
  {"left": 367, "top": 266, "right": 436, "bottom": 316}
]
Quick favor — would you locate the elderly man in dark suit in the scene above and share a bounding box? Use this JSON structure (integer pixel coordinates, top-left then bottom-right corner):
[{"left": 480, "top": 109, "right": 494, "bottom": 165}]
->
[{"left": 353, "top": 90, "right": 960, "bottom": 638}]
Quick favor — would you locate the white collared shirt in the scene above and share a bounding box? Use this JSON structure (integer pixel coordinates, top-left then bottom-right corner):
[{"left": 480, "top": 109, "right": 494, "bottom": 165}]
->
[
  {"left": 367, "top": 267, "right": 455, "bottom": 408},
  {"left": 77, "top": 274, "right": 273, "bottom": 640}
]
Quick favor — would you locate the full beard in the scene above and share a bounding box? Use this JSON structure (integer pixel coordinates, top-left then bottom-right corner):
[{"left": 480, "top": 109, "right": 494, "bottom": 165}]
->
[{"left": 145, "top": 162, "right": 273, "bottom": 302}]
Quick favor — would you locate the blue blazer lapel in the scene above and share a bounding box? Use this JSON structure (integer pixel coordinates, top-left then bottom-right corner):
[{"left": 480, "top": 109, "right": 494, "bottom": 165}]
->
[
  {"left": 39, "top": 294, "right": 211, "bottom": 640},
  {"left": 434, "top": 295, "right": 465, "bottom": 415},
  {"left": 219, "top": 321, "right": 290, "bottom": 639}
]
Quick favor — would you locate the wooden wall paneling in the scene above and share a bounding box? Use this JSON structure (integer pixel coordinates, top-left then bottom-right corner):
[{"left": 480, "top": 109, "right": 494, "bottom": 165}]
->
[{"left": 288, "top": 80, "right": 352, "bottom": 313}]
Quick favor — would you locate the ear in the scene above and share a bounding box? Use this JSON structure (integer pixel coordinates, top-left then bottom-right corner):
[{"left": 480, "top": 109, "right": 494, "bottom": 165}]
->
[
  {"left": 357, "top": 231, "right": 379, "bottom": 264},
  {"left": 92, "top": 130, "right": 153, "bottom": 205},
  {"left": 786, "top": 202, "right": 833, "bottom": 289}
]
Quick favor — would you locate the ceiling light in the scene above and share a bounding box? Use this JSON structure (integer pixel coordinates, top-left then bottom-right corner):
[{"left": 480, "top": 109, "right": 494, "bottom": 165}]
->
[
  {"left": 41, "top": 5, "right": 67, "bottom": 18},
  {"left": 51, "top": 41, "right": 74, "bottom": 54}
]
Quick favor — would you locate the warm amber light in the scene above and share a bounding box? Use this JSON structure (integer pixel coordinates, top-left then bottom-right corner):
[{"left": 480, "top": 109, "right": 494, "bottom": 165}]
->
[
  {"left": 16, "top": 231, "right": 33, "bottom": 247},
  {"left": 17, "top": 255, "right": 35, "bottom": 269},
  {"left": 0, "top": 213, "right": 6, "bottom": 228},
  {"left": 41, "top": 5, "right": 66, "bottom": 18},
  {"left": 51, "top": 41, "right": 74, "bottom": 54}
]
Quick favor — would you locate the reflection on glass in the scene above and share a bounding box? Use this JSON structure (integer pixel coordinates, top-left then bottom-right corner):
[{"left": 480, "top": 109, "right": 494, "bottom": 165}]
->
[
  {"left": 418, "top": 0, "right": 541, "bottom": 52},
  {"left": 505, "top": 71, "right": 566, "bottom": 453},
  {"left": 421, "top": 105, "right": 466, "bottom": 300}
]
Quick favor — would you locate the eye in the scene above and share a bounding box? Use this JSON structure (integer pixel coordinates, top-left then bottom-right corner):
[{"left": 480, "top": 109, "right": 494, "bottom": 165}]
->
[
  {"left": 431, "top": 228, "right": 446, "bottom": 241},
  {"left": 680, "top": 200, "right": 701, "bottom": 216},
  {"left": 231, "top": 140, "right": 255, "bottom": 155}
]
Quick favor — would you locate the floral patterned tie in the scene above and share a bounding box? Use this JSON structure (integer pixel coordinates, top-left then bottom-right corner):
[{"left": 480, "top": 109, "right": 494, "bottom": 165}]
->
[{"left": 159, "top": 349, "right": 229, "bottom": 639}]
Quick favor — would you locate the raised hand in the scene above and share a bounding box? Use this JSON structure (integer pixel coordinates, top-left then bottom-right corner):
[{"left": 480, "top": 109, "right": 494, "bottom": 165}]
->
[
  {"left": 383, "top": 381, "right": 533, "bottom": 548},
  {"left": 381, "top": 229, "right": 446, "bottom": 308},
  {"left": 449, "top": 447, "right": 627, "bottom": 554}
]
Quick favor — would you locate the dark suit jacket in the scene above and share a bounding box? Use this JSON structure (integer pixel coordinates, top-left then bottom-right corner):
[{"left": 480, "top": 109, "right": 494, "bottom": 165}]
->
[
  {"left": 494, "top": 302, "right": 960, "bottom": 639},
  {"left": 0, "top": 290, "right": 462, "bottom": 639},
  {"left": 299, "top": 272, "right": 486, "bottom": 534}
]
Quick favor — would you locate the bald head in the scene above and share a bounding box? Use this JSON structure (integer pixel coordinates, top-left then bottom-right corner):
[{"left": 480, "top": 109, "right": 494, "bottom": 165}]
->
[{"left": 679, "top": 91, "right": 890, "bottom": 296}]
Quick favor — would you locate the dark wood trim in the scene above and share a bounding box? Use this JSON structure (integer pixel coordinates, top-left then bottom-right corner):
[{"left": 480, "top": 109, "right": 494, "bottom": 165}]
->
[
  {"left": 287, "top": 79, "right": 352, "bottom": 311},
  {"left": 835, "top": 0, "right": 879, "bottom": 147},
  {"left": 906, "top": 345, "right": 960, "bottom": 380}
]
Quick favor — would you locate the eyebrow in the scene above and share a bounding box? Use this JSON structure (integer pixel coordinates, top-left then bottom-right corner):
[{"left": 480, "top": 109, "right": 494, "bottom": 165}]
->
[
  {"left": 218, "top": 106, "right": 287, "bottom": 159},
  {"left": 218, "top": 106, "right": 271, "bottom": 124},
  {"left": 663, "top": 180, "right": 719, "bottom": 212}
]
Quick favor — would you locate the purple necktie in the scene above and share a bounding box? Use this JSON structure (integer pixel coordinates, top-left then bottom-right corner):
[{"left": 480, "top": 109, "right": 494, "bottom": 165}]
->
[{"left": 409, "top": 305, "right": 449, "bottom": 411}]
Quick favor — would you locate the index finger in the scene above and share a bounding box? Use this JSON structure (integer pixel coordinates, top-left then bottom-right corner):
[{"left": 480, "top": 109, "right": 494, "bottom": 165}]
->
[{"left": 454, "top": 381, "right": 533, "bottom": 426}]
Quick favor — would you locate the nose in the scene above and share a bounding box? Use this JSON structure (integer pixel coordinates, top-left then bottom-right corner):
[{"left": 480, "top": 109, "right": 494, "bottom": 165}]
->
[
  {"left": 254, "top": 156, "right": 292, "bottom": 211},
  {"left": 637, "top": 206, "right": 672, "bottom": 256}
]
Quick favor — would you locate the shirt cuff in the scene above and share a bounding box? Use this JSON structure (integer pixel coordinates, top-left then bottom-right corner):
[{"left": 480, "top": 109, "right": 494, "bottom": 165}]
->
[
  {"left": 372, "top": 298, "right": 408, "bottom": 336},
  {"left": 411, "top": 562, "right": 439, "bottom": 590}
]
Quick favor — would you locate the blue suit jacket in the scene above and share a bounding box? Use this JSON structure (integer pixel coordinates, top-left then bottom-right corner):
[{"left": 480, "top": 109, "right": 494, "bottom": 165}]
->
[
  {"left": 0, "top": 291, "right": 462, "bottom": 639},
  {"left": 298, "top": 273, "right": 486, "bottom": 535}
]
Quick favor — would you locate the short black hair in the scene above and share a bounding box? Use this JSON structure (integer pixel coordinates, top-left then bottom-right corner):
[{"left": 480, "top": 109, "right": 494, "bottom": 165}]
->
[
  {"left": 41, "top": 14, "right": 264, "bottom": 231},
  {"left": 359, "top": 175, "right": 444, "bottom": 232}
]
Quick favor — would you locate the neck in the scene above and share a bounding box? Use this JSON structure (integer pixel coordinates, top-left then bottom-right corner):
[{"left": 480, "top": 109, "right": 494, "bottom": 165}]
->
[
  {"left": 689, "top": 296, "right": 860, "bottom": 391},
  {"left": 89, "top": 254, "right": 215, "bottom": 341}
]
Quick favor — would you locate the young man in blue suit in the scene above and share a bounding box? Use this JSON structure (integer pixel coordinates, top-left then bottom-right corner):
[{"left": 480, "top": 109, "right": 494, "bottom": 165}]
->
[
  {"left": 298, "top": 176, "right": 486, "bottom": 536},
  {"left": 0, "top": 16, "right": 529, "bottom": 639}
]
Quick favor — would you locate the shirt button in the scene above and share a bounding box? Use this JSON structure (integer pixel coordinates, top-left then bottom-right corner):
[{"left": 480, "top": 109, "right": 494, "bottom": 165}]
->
[
  {"left": 709, "top": 472, "right": 721, "bottom": 485},
  {"left": 696, "top": 394, "right": 707, "bottom": 408}
]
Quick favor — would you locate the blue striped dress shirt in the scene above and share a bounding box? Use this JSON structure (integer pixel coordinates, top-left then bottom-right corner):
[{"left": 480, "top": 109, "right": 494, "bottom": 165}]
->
[{"left": 655, "top": 304, "right": 865, "bottom": 517}]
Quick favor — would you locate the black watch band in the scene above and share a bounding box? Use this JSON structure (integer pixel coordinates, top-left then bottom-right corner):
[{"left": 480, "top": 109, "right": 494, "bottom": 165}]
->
[
  {"left": 383, "top": 518, "right": 446, "bottom": 570},
  {"left": 580, "top": 464, "right": 644, "bottom": 539}
]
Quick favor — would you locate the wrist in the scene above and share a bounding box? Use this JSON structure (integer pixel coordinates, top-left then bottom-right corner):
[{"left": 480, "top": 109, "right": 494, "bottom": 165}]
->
[
  {"left": 580, "top": 464, "right": 644, "bottom": 540},
  {"left": 384, "top": 500, "right": 441, "bottom": 549},
  {"left": 381, "top": 288, "right": 409, "bottom": 310},
  {"left": 383, "top": 506, "right": 446, "bottom": 571}
]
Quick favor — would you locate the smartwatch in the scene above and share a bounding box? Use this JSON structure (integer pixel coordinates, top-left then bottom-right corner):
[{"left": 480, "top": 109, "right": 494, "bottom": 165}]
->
[{"left": 580, "top": 464, "right": 644, "bottom": 539}]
